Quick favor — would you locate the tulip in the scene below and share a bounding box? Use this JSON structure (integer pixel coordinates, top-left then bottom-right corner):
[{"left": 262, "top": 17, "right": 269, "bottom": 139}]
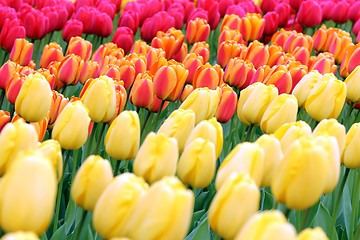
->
[
  {"left": 297, "top": 227, "right": 329, "bottom": 240},
  {"left": 52, "top": 100, "right": 91, "bottom": 150},
  {"left": 93, "top": 42, "right": 124, "bottom": 65},
  {"left": 9, "top": 38, "right": 33, "bottom": 66},
  {"left": 141, "top": 11, "right": 175, "bottom": 42},
  {"left": 209, "top": 173, "right": 260, "bottom": 240},
  {"left": 179, "top": 87, "right": 221, "bottom": 124},
  {"left": 220, "top": 14, "right": 241, "bottom": 32},
  {"left": 80, "top": 75, "right": 117, "bottom": 123},
  {"left": 234, "top": 210, "right": 297, "bottom": 240},
  {"left": 263, "top": 65, "right": 293, "bottom": 94},
  {"left": 305, "top": 73, "right": 347, "bottom": 122},
  {"left": 66, "top": 36, "right": 92, "bottom": 61},
  {"left": 5, "top": 72, "right": 25, "bottom": 105},
  {"left": 255, "top": 134, "right": 283, "bottom": 187},
  {"left": 271, "top": 136, "right": 329, "bottom": 209},
  {"left": 92, "top": 173, "right": 149, "bottom": 239},
  {"left": 62, "top": 19, "right": 83, "bottom": 43},
  {"left": 0, "top": 110, "right": 10, "bottom": 132},
  {"left": 345, "top": 65, "right": 360, "bottom": 103},
  {"left": 157, "top": 109, "right": 195, "bottom": 152},
  {"left": 1, "top": 232, "right": 40, "bottom": 240},
  {"left": 189, "top": 41, "right": 210, "bottom": 63},
  {"left": 274, "top": 2, "right": 291, "bottom": 27},
  {"left": 0, "top": 119, "right": 38, "bottom": 175},
  {"left": 186, "top": 117, "right": 223, "bottom": 159},
  {"left": 186, "top": 18, "right": 210, "bottom": 44},
  {"left": 12, "top": 114, "right": 48, "bottom": 142},
  {"left": 223, "top": 58, "right": 255, "bottom": 90},
  {"left": 151, "top": 28, "right": 185, "bottom": 60},
  {"left": 218, "top": 28, "right": 243, "bottom": 45},
  {"left": 297, "top": 1, "right": 322, "bottom": 27},
  {"left": 57, "top": 54, "right": 83, "bottom": 86},
  {"left": 263, "top": 11, "right": 279, "bottom": 36},
  {"left": 112, "top": 27, "right": 134, "bottom": 54},
  {"left": 177, "top": 138, "right": 216, "bottom": 188},
  {"left": 0, "top": 151, "right": 57, "bottom": 234},
  {"left": 237, "top": 82, "right": 278, "bottom": 126},
  {"left": 37, "top": 139, "right": 63, "bottom": 182},
  {"left": 129, "top": 72, "right": 154, "bottom": 109},
  {"left": 0, "top": 61, "right": 19, "bottom": 90},
  {"left": 215, "top": 85, "right": 237, "bottom": 123},
  {"left": 260, "top": 94, "right": 298, "bottom": 134},
  {"left": 77, "top": 60, "right": 100, "bottom": 85},
  {"left": 105, "top": 111, "right": 140, "bottom": 160},
  {"left": 47, "top": 91, "right": 69, "bottom": 129},
  {"left": 308, "top": 53, "right": 337, "bottom": 75},
  {"left": 313, "top": 119, "right": 346, "bottom": 154},
  {"left": 71, "top": 155, "right": 113, "bottom": 211},
  {"left": 0, "top": 19, "right": 26, "bottom": 52},
  {"left": 245, "top": 40, "right": 270, "bottom": 69},
  {"left": 217, "top": 40, "right": 244, "bottom": 68},
  {"left": 118, "top": 10, "right": 139, "bottom": 35},
  {"left": 192, "top": 63, "right": 223, "bottom": 90},
  {"left": 133, "top": 132, "right": 178, "bottom": 184},
  {"left": 20, "top": 9, "right": 49, "bottom": 39},
  {"left": 342, "top": 123, "right": 360, "bottom": 169},
  {"left": 274, "top": 121, "right": 312, "bottom": 153},
  {"left": 216, "top": 142, "right": 264, "bottom": 188},
  {"left": 240, "top": 13, "right": 265, "bottom": 42},
  {"left": 126, "top": 176, "right": 194, "bottom": 240},
  {"left": 182, "top": 53, "right": 204, "bottom": 84},
  {"left": 292, "top": 70, "right": 322, "bottom": 108}
]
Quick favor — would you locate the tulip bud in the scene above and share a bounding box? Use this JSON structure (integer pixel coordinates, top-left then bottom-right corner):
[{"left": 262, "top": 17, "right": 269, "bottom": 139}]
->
[
  {"left": 0, "top": 110, "right": 10, "bottom": 132},
  {"left": 105, "top": 111, "right": 140, "bottom": 160},
  {"left": 189, "top": 41, "right": 210, "bottom": 63},
  {"left": 57, "top": 54, "right": 83, "bottom": 86},
  {"left": 180, "top": 87, "right": 221, "bottom": 124},
  {"left": 37, "top": 139, "right": 63, "bottom": 182},
  {"left": 1, "top": 232, "right": 40, "bottom": 240},
  {"left": 305, "top": 73, "right": 347, "bottom": 121},
  {"left": 15, "top": 73, "right": 52, "bottom": 122},
  {"left": 47, "top": 91, "right": 69, "bottom": 129},
  {"left": 158, "top": 109, "right": 196, "bottom": 152},
  {"left": 223, "top": 58, "right": 255, "bottom": 90},
  {"left": 66, "top": 36, "right": 92, "bottom": 61},
  {"left": 151, "top": 28, "right": 185, "bottom": 60},
  {"left": 234, "top": 210, "right": 297, "bottom": 240},
  {"left": 216, "top": 142, "right": 264, "bottom": 189},
  {"left": 112, "top": 27, "right": 134, "bottom": 54},
  {"left": 245, "top": 41, "right": 269, "bottom": 69},
  {"left": 0, "top": 60, "right": 19, "bottom": 90},
  {"left": 186, "top": 18, "right": 211, "bottom": 44},
  {"left": 93, "top": 173, "right": 149, "bottom": 239},
  {"left": 271, "top": 136, "right": 329, "bottom": 209},
  {"left": 297, "top": 1, "right": 322, "bottom": 28},
  {"left": 0, "top": 120, "right": 38, "bottom": 175},
  {"left": 0, "top": 151, "right": 57, "bottom": 234},
  {"left": 292, "top": 71, "right": 322, "bottom": 107},
  {"left": 215, "top": 85, "right": 237, "bottom": 123},
  {"left": 133, "top": 132, "right": 178, "bottom": 184},
  {"left": 260, "top": 94, "right": 298, "bottom": 134},
  {"left": 12, "top": 114, "right": 48, "bottom": 142},
  {"left": 5, "top": 72, "right": 25, "bottom": 105},
  {"left": 217, "top": 40, "right": 244, "bottom": 68},
  {"left": 237, "top": 83, "right": 278, "bottom": 126},
  {"left": 297, "top": 227, "right": 329, "bottom": 240},
  {"left": 209, "top": 173, "right": 260, "bottom": 240},
  {"left": 62, "top": 19, "right": 83, "bottom": 43},
  {"left": 9, "top": 38, "right": 34, "bottom": 66},
  {"left": 39, "top": 42, "right": 64, "bottom": 69},
  {"left": 71, "top": 155, "right": 113, "bottom": 211},
  {"left": 342, "top": 123, "right": 360, "bottom": 169},
  {"left": 51, "top": 101, "right": 91, "bottom": 150},
  {"left": 345, "top": 65, "right": 360, "bottom": 103},
  {"left": 193, "top": 63, "right": 223, "bottom": 90}
]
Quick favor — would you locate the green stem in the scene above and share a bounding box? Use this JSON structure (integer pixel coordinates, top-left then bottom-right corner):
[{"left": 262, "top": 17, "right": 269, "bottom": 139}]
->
[
  {"left": 52, "top": 149, "right": 72, "bottom": 234},
  {"left": 71, "top": 148, "right": 81, "bottom": 182},
  {"left": 140, "top": 109, "right": 151, "bottom": 134},
  {"left": 331, "top": 168, "right": 350, "bottom": 240},
  {"left": 244, "top": 124, "right": 256, "bottom": 142},
  {"left": 350, "top": 169, "right": 360, "bottom": 240},
  {"left": 0, "top": 88, "right": 4, "bottom": 109},
  {"left": 113, "top": 160, "right": 120, "bottom": 176},
  {"left": 300, "top": 208, "right": 311, "bottom": 230},
  {"left": 343, "top": 103, "right": 354, "bottom": 129},
  {"left": 72, "top": 210, "right": 88, "bottom": 240},
  {"left": 94, "top": 122, "right": 106, "bottom": 154},
  {"left": 154, "top": 100, "right": 165, "bottom": 131}
]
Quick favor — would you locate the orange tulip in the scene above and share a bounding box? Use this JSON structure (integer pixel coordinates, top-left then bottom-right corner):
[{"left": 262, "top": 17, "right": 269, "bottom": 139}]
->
[
  {"left": 39, "top": 42, "right": 64, "bottom": 68},
  {"left": 9, "top": 38, "right": 34, "bottom": 66},
  {"left": 217, "top": 40, "right": 246, "bottom": 68},
  {"left": 193, "top": 63, "right": 223, "bottom": 90},
  {"left": 186, "top": 18, "right": 210, "bottom": 44},
  {"left": 151, "top": 28, "right": 185, "bottom": 60}
]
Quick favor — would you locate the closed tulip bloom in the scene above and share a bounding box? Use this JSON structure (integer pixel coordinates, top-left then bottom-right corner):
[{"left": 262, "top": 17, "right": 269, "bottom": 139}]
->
[
  {"left": 112, "top": 27, "right": 134, "bottom": 54},
  {"left": 186, "top": 18, "right": 211, "bottom": 44},
  {"left": 271, "top": 136, "right": 329, "bottom": 210},
  {"left": 241, "top": 13, "right": 265, "bottom": 42},
  {"left": 217, "top": 40, "right": 243, "bottom": 68},
  {"left": 260, "top": 94, "right": 298, "bottom": 134},
  {"left": 345, "top": 65, "right": 360, "bottom": 103},
  {"left": 297, "top": 1, "right": 322, "bottom": 28},
  {"left": 0, "top": 120, "right": 38, "bottom": 176},
  {"left": 129, "top": 72, "right": 154, "bottom": 109},
  {"left": 237, "top": 82, "right": 278, "bottom": 126},
  {"left": 47, "top": 91, "right": 69, "bottom": 129},
  {"left": 11, "top": 114, "right": 48, "bottom": 142},
  {"left": 218, "top": 27, "right": 244, "bottom": 45},
  {"left": 313, "top": 119, "right": 345, "bottom": 155},
  {"left": 127, "top": 176, "right": 194, "bottom": 240},
  {"left": 0, "top": 60, "right": 19, "bottom": 90},
  {"left": 263, "top": 65, "right": 293, "bottom": 94},
  {"left": 93, "top": 173, "right": 148, "bottom": 239},
  {"left": 133, "top": 132, "right": 178, "bottom": 184},
  {"left": 209, "top": 173, "right": 260, "bottom": 240},
  {"left": 66, "top": 36, "right": 92, "bottom": 61},
  {"left": 158, "top": 109, "right": 195, "bottom": 152},
  {"left": 297, "top": 227, "right": 329, "bottom": 240},
  {"left": 151, "top": 28, "right": 185, "bottom": 60},
  {"left": 234, "top": 210, "right": 297, "bottom": 240},
  {"left": 292, "top": 70, "right": 322, "bottom": 107},
  {"left": 1, "top": 232, "right": 40, "bottom": 240},
  {"left": 189, "top": 41, "right": 210, "bottom": 63},
  {"left": 274, "top": 121, "right": 312, "bottom": 154},
  {"left": 105, "top": 111, "right": 140, "bottom": 160},
  {"left": 6, "top": 72, "right": 25, "bottom": 105},
  {"left": 342, "top": 123, "right": 360, "bottom": 169},
  {"left": 186, "top": 118, "right": 223, "bottom": 159},
  {"left": 57, "top": 54, "right": 83, "bottom": 86},
  {"left": 179, "top": 87, "right": 221, "bottom": 124},
  {"left": 192, "top": 63, "right": 223, "bottom": 90},
  {"left": 15, "top": 73, "right": 52, "bottom": 122},
  {"left": 37, "top": 139, "right": 63, "bottom": 182},
  {"left": 0, "top": 110, "right": 10, "bottom": 132},
  {"left": 39, "top": 42, "right": 64, "bottom": 69},
  {"left": 80, "top": 75, "right": 117, "bottom": 123},
  {"left": 51, "top": 101, "right": 91, "bottom": 150},
  {"left": 215, "top": 85, "right": 237, "bottom": 123},
  {"left": 216, "top": 142, "right": 264, "bottom": 189},
  {"left": 220, "top": 14, "right": 241, "bottom": 32},
  {"left": 256, "top": 134, "right": 283, "bottom": 187},
  {"left": 62, "top": 19, "right": 83, "bottom": 43},
  {"left": 245, "top": 41, "right": 269, "bottom": 69},
  {"left": 71, "top": 155, "right": 113, "bottom": 211},
  {"left": 0, "top": 151, "right": 57, "bottom": 234},
  {"left": 305, "top": 73, "right": 347, "bottom": 122},
  {"left": 9, "top": 38, "right": 34, "bottom": 66},
  {"left": 223, "top": 58, "right": 255, "bottom": 90}
]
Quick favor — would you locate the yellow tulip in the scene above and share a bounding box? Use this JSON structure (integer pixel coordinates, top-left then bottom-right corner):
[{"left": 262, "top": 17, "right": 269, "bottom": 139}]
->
[
  {"left": 133, "top": 132, "right": 178, "bottom": 184},
  {"left": 177, "top": 138, "right": 216, "bottom": 188},
  {"left": 260, "top": 93, "right": 298, "bottom": 134},
  {"left": 185, "top": 117, "right": 223, "bottom": 158},
  {"left": 216, "top": 142, "right": 264, "bottom": 189},
  {"left": 255, "top": 134, "right": 283, "bottom": 187},
  {"left": 208, "top": 173, "right": 260, "bottom": 240},
  {"left": 37, "top": 139, "right": 63, "bottom": 181},
  {"left": 342, "top": 123, "right": 360, "bottom": 168},
  {"left": 93, "top": 173, "right": 149, "bottom": 239},
  {"left": 179, "top": 87, "right": 220, "bottom": 124},
  {"left": 52, "top": 100, "right": 91, "bottom": 150},
  {"left": 237, "top": 82, "right": 278, "bottom": 126},
  {"left": 297, "top": 227, "right": 329, "bottom": 240},
  {"left": 1, "top": 232, "right": 39, "bottom": 240},
  {"left": 313, "top": 118, "right": 346, "bottom": 155},
  {"left": 0, "top": 151, "right": 57, "bottom": 234},
  {"left": 80, "top": 75, "right": 117, "bottom": 122},
  {"left": 305, "top": 73, "right": 347, "bottom": 121},
  {"left": 105, "top": 111, "right": 140, "bottom": 160},
  {"left": 0, "top": 119, "right": 38, "bottom": 176},
  {"left": 345, "top": 65, "right": 360, "bottom": 103},
  {"left": 71, "top": 155, "right": 113, "bottom": 211},
  {"left": 271, "top": 136, "right": 329, "bottom": 210},
  {"left": 274, "top": 121, "right": 312, "bottom": 153},
  {"left": 157, "top": 109, "right": 196, "bottom": 152},
  {"left": 126, "top": 176, "right": 194, "bottom": 240},
  {"left": 292, "top": 70, "right": 322, "bottom": 107},
  {"left": 234, "top": 210, "right": 297, "bottom": 240},
  {"left": 15, "top": 73, "right": 52, "bottom": 122}
]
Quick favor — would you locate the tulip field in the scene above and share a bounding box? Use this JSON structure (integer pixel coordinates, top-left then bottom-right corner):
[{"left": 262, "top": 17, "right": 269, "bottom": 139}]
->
[{"left": 2, "top": 0, "right": 360, "bottom": 239}]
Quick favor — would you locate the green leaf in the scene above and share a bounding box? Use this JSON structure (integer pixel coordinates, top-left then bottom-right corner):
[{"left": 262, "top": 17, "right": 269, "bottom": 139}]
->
[
  {"left": 260, "top": 188, "right": 274, "bottom": 211},
  {"left": 186, "top": 217, "right": 211, "bottom": 240},
  {"left": 50, "top": 224, "right": 66, "bottom": 240},
  {"left": 342, "top": 183, "right": 352, "bottom": 238},
  {"left": 194, "top": 192, "right": 209, "bottom": 211},
  {"left": 313, "top": 203, "right": 335, "bottom": 237},
  {"left": 64, "top": 199, "right": 77, "bottom": 234}
]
